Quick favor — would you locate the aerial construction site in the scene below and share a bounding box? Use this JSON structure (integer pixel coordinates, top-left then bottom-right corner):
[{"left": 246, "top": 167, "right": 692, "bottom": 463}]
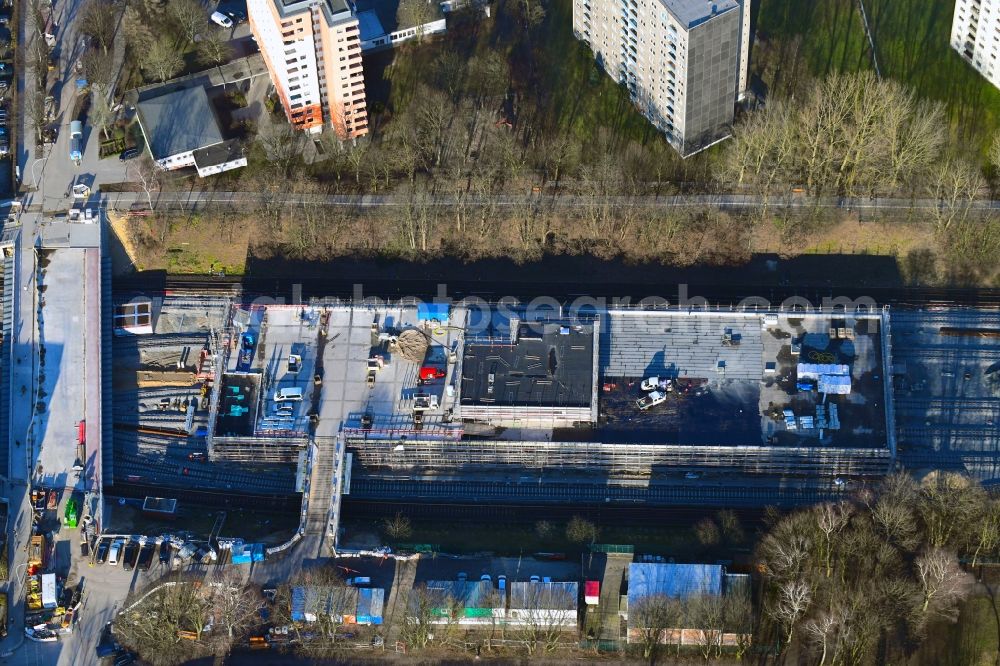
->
[{"left": 103, "top": 293, "right": 918, "bottom": 549}]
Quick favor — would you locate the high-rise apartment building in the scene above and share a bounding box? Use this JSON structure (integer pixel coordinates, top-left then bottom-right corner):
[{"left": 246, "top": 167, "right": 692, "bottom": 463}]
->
[
  {"left": 573, "top": 0, "right": 750, "bottom": 156},
  {"left": 951, "top": 0, "right": 1000, "bottom": 90},
  {"left": 248, "top": 0, "right": 369, "bottom": 139}
]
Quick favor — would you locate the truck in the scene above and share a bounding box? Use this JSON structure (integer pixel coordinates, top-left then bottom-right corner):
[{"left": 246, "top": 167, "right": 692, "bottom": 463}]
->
[
  {"left": 69, "top": 120, "right": 83, "bottom": 165},
  {"left": 635, "top": 390, "right": 667, "bottom": 411},
  {"left": 29, "top": 535, "right": 46, "bottom": 570}
]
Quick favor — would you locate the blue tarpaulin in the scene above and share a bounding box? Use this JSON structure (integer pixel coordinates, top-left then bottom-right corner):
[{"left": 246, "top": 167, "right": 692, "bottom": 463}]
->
[
  {"left": 628, "top": 563, "right": 723, "bottom": 604},
  {"left": 417, "top": 303, "right": 450, "bottom": 323}
]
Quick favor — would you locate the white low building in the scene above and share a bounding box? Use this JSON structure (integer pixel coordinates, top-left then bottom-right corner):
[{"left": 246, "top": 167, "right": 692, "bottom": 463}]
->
[
  {"left": 135, "top": 86, "right": 247, "bottom": 178},
  {"left": 356, "top": 0, "right": 448, "bottom": 52}
]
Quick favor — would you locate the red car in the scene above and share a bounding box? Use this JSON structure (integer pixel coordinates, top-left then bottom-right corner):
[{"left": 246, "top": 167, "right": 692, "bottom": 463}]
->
[{"left": 418, "top": 367, "right": 446, "bottom": 381}]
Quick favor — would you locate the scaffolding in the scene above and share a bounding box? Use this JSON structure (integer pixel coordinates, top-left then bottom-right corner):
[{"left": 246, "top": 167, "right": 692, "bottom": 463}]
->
[{"left": 346, "top": 439, "right": 893, "bottom": 479}]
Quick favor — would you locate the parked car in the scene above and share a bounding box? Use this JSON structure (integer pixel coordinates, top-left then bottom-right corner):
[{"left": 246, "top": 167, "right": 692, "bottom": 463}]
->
[
  {"left": 108, "top": 539, "right": 124, "bottom": 565},
  {"left": 480, "top": 574, "right": 492, "bottom": 583},
  {"left": 210, "top": 11, "right": 233, "bottom": 28},
  {"left": 119, "top": 147, "right": 139, "bottom": 161},
  {"left": 138, "top": 543, "right": 156, "bottom": 571},
  {"left": 224, "top": 9, "right": 246, "bottom": 23},
  {"left": 96, "top": 538, "right": 110, "bottom": 563},
  {"left": 123, "top": 540, "right": 140, "bottom": 571},
  {"left": 497, "top": 575, "right": 507, "bottom": 591}
]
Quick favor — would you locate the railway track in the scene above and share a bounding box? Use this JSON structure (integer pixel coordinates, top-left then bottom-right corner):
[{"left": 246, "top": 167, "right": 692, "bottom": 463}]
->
[{"left": 111, "top": 276, "right": 1000, "bottom": 308}]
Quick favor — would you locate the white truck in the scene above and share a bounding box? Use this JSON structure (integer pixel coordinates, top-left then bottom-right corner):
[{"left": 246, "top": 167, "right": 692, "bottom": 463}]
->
[
  {"left": 635, "top": 391, "right": 667, "bottom": 411},
  {"left": 640, "top": 376, "right": 673, "bottom": 392}
]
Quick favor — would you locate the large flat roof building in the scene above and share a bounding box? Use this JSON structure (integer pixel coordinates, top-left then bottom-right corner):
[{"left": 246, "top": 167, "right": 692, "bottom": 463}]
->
[
  {"left": 573, "top": 0, "right": 751, "bottom": 156},
  {"left": 951, "top": 0, "right": 1000, "bottom": 90},
  {"left": 248, "top": 0, "right": 370, "bottom": 137}
]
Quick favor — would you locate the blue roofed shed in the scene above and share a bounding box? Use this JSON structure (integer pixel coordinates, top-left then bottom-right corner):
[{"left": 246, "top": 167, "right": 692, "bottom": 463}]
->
[
  {"left": 417, "top": 303, "right": 451, "bottom": 324},
  {"left": 628, "top": 563, "right": 723, "bottom": 604}
]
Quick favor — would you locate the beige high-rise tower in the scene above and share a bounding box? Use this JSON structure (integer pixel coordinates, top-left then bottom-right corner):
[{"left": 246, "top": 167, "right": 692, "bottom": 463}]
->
[
  {"left": 951, "top": 0, "right": 1000, "bottom": 90},
  {"left": 249, "top": 0, "right": 369, "bottom": 139}
]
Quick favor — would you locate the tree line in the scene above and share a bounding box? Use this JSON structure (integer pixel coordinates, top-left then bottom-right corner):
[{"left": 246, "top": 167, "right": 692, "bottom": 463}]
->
[{"left": 757, "top": 471, "right": 997, "bottom": 664}]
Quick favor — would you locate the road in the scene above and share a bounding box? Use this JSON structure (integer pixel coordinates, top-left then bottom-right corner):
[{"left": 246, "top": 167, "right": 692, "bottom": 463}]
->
[
  {"left": 18, "top": 0, "right": 130, "bottom": 214},
  {"left": 87, "top": 189, "right": 1000, "bottom": 214}
]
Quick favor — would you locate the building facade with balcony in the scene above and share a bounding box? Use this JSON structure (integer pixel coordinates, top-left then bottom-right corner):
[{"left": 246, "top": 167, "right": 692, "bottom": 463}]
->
[
  {"left": 572, "top": 0, "right": 750, "bottom": 157},
  {"left": 248, "top": 0, "right": 369, "bottom": 138},
  {"left": 951, "top": 0, "right": 1000, "bottom": 90}
]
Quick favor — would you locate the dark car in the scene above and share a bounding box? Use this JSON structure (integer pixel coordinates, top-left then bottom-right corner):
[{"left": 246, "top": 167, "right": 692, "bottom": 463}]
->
[
  {"left": 122, "top": 540, "right": 139, "bottom": 571},
  {"left": 138, "top": 543, "right": 155, "bottom": 571},
  {"left": 119, "top": 147, "right": 139, "bottom": 161},
  {"left": 96, "top": 623, "right": 119, "bottom": 658},
  {"left": 80, "top": 540, "right": 89, "bottom": 558},
  {"left": 96, "top": 538, "right": 110, "bottom": 563},
  {"left": 159, "top": 540, "right": 171, "bottom": 564}
]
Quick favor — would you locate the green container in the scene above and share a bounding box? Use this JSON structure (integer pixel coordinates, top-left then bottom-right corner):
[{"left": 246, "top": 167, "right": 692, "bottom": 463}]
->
[{"left": 64, "top": 499, "right": 78, "bottom": 528}]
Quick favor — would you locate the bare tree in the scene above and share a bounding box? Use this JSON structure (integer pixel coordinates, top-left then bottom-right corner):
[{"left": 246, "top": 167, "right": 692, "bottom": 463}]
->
[
  {"left": 80, "top": 0, "right": 118, "bottom": 54},
  {"left": 89, "top": 88, "right": 115, "bottom": 140},
  {"left": 82, "top": 49, "right": 116, "bottom": 90},
  {"left": 917, "top": 471, "right": 986, "bottom": 549},
  {"left": 170, "top": 0, "right": 209, "bottom": 43},
  {"left": 257, "top": 122, "right": 304, "bottom": 177},
  {"left": 382, "top": 512, "right": 413, "bottom": 540},
  {"left": 23, "top": 89, "right": 46, "bottom": 148},
  {"left": 769, "top": 579, "right": 811, "bottom": 646},
  {"left": 927, "top": 158, "right": 986, "bottom": 238},
  {"left": 914, "top": 547, "right": 972, "bottom": 620},
  {"left": 208, "top": 573, "right": 263, "bottom": 642},
  {"left": 142, "top": 36, "right": 184, "bottom": 83},
  {"left": 402, "top": 584, "right": 453, "bottom": 650},
  {"left": 629, "top": 593, "right": 683, "bottom": 660},
  {"left": 694, "top": 517, "right": 720, "bottom": 546},
  {"left": 115, "top": 582, "right": 214, "bottom": 665},
  {"left": 512, "top": 583, "right": 577, "bottom": 655},
  {"left": 26, "top": 40, "right": 52, "bottom": 91},
  {"left": 132, "top": 156, "right": 162, "bottom": 213},
  {"left": 815, "top": 501, "right": 851, "bottom": 578},
  {"left": 565, "top": 516, "right": 598, "bottom": 545},
  {"left": 990, "top": 129, "right": 1000, "bottom": 177},
  {"left": 196, "top": 31, "right": 234, "bottom": 69},
  {"left": 969, "top": 497, "right": 1000, "bottom": 568},
  {"left": 688, "top": 594, "right": 727, "bottom": 659}
]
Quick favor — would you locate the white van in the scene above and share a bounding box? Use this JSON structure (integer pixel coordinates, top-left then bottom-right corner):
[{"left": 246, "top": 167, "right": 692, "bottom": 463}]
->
[
  {"left": 108, "top": 539, "right": 124, "bottom": 565},
  {"left": 210, "top": 11, "right": 233, "bottom": 28},
  {"left": 274, "top": 387, "right": 303, "bottom": 402}
]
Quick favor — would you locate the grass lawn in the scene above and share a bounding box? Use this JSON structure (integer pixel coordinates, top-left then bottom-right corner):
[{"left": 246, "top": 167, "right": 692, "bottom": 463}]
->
[
  {"left": 372, "top": 0, "right": 665, "bottom": 152},
  {"left": 756, "top": 0, "right": 1000, "bottom": 152},
  {"left": 347, "top": 516, "right": 751, "bottom": 560},
  {"left": 910, "top": 594, "right": 1000, "bottom": 666},
  {"left": 866, "top": 0, "right": 1000, "bottom": 151},
  {"left": 755, "top": 0, "right": 870, "bottom": 88}
]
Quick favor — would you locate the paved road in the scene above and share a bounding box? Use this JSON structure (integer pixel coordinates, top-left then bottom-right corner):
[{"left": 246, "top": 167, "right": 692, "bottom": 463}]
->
[
  {"left": 90, "top": 190, "right": 1000, "bottom": 214},
  {"left": 18, "top": 0, "right": 131, "bottom": 214}
]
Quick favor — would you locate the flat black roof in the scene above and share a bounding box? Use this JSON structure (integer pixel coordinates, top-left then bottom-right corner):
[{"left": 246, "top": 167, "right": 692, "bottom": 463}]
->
[
  {"left": 215, "top": 372, "right": 260, "bottom": 436},
  {"left": 460, "top": 321, "right": 594, "bottom": 408}
]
